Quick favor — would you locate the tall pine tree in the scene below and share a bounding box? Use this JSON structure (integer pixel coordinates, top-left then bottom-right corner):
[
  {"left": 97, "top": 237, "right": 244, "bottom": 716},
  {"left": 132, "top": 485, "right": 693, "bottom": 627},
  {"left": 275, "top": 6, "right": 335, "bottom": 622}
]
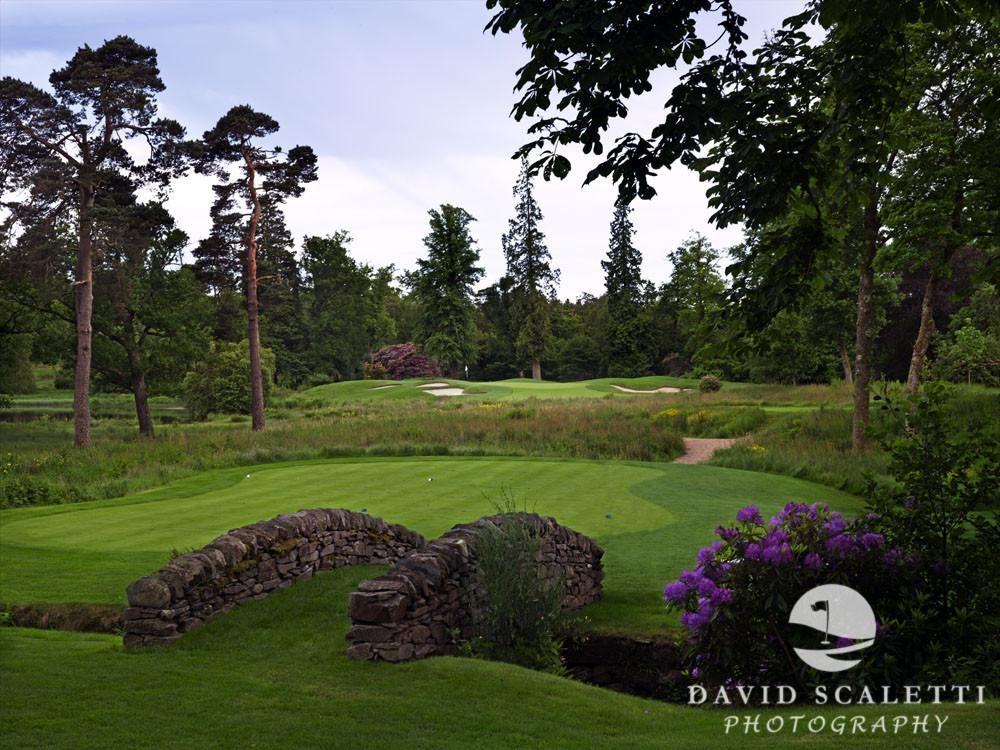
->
[
  {"left": 502, "top": 157, "right": 558, "bottom": 380},
  {"left": 602, "top": 202, "right": 648, "bottom": 376},
  {"left": 411, "top": 204, "right": 484, "bottom": 375}
]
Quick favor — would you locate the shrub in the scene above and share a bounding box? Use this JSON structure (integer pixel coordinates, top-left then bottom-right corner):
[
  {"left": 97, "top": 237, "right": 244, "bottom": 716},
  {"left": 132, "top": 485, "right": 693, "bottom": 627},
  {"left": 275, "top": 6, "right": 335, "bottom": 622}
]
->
[
  {"left": 182, "top": 340, "right": 275, "bottom": 420},
  {"left": 866, "top": 382, "right": 1000, "bottom": 685},
  {"left": 365, "top": 343, "right": 440, "bottom": 380},
  {"left": 663, "top": 502, "right": 903, "bottom": 692},
  {"left": 699, "top": 374, "right": 722, "bottom": 393},
  {"left": 466, "top": 504, "right": 566, "bottom": 673}
]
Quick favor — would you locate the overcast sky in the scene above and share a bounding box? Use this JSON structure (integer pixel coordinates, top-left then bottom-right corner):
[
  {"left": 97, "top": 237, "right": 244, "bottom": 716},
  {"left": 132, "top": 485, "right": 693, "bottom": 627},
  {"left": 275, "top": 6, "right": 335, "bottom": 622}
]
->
[{"left": 0, "top": 0, "right": 798, "bottom": 298}]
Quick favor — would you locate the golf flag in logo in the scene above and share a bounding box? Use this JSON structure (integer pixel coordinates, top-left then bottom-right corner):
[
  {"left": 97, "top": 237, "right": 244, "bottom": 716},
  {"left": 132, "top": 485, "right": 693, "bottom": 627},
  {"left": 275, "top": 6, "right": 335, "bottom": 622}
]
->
[
  {"left": 789, "top": 585, "right": 876, "bottom": 672},
  {"left": 811, "top": 599, "right": 831, "bottom": 645}
]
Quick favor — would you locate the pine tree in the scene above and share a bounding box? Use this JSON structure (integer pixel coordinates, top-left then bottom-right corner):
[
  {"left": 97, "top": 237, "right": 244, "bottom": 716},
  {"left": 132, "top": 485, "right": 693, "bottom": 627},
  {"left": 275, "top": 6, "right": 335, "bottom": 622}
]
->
[
  {"left": 194, "top": 106, "right": 317, "bottom": 431},
  {"left": 602, "top": 202, "right": 648, "bottom": 376},
  {"left": 502, "top": 157, "right": 559, "bottom": 379},
  {"left": 411, "top": 204, "right": 484, "bottom": 374}
]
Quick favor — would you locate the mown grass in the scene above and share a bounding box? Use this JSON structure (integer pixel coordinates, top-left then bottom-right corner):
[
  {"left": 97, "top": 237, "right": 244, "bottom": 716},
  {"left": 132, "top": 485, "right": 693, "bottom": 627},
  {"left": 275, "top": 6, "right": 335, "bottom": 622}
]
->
[
  {"left": 0, "top": 456, "right": 862, "bottom": 635},
  {"left": 2, "top": 569, "right": 996, "bottom": 750}
]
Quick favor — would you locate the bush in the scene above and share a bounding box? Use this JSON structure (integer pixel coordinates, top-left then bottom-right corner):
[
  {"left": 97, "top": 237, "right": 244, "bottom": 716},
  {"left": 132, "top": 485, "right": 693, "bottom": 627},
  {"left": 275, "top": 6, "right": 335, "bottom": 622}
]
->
[
  {"left": 182, "top": 341, "right": 275, "bottom": 420},
  {"left": 663, "top": 502, "right": 903, "bottom": 692},
  {"left": 465, "top": 504, "right": 566, "bottom": 673},
  {"left": 866, "top": 382, "right": 1000, "bottom": 685},
  {"left": 365, "top": 343, "right": 440, "bottom": 380},
  {"left": 699, "top": 374, "right": 722, "bottom": 393}
]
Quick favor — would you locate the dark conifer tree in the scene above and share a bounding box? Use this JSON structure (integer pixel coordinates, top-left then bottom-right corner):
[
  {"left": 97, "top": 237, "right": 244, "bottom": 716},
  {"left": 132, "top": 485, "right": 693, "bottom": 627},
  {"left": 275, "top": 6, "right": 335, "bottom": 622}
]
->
[
  {"left": 502, "top": 157, "right": 559, "bottom": 379},
  {"left": 602, "top": 202, "right": 648, "bottom": 376},
  {"left": 194, "top": 105, "right": 317, "bottom": 431},
  {"left": 0, "top": 36, "right": 186, "bottom": 446},
  {"left": 411, "top": 204, "right": 484, "bottom": 375}
]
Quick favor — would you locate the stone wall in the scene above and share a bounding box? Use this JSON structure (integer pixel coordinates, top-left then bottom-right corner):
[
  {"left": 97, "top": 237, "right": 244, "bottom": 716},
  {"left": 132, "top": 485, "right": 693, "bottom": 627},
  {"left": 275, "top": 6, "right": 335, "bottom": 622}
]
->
[
  {"left": 124, "top": 509, "right": 426, "bottom": 648},
  {"left": 346, "top": 513, "right": 604, "bottom": 662}
]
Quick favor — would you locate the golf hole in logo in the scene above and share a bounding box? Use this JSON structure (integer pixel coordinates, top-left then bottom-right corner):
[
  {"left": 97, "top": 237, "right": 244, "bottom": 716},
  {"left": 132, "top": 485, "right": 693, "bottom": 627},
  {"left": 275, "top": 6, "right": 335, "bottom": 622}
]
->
[{"left": 789, "top": 584, "right": 876, "bottom": 673}]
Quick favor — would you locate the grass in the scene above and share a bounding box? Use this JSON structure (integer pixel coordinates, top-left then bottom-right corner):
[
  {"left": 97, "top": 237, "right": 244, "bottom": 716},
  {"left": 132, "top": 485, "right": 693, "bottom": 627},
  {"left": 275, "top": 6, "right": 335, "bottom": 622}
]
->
[
  {"left": 0, "top": 455, "right": 861, "bottom": 634},
  {"left": 2, "top": 568, "right": 996, "bottom": 750}
]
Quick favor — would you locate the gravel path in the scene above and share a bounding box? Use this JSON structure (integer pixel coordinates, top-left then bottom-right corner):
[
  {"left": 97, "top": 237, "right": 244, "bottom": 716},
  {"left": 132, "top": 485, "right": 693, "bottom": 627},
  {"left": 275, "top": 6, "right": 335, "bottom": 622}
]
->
[{"left": 673, "top": 437, "right": 740, "bottom": 464}]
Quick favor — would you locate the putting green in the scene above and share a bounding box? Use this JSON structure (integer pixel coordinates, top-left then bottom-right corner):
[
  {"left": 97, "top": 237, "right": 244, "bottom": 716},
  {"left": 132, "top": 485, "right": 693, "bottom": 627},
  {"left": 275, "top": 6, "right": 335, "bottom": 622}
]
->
[
  {"left": 0, "top": 456, "right": 861, "bottom": 633},
  {"left": 287, "top": 375, "right": 706, "bottom": 403}
]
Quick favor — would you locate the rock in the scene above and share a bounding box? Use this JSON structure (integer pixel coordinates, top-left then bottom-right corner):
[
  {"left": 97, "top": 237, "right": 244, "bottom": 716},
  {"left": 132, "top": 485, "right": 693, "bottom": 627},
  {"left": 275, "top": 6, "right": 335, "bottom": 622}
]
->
[{"left": 126, "top": 576, "right": 172, "bottom": 609}]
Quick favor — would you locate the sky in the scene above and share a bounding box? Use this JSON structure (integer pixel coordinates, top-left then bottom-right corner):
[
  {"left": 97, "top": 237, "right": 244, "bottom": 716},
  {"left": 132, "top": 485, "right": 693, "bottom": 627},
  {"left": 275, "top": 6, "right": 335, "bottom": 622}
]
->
[{"left": 0, "top": 0, "right": 799, "bottom": 298}]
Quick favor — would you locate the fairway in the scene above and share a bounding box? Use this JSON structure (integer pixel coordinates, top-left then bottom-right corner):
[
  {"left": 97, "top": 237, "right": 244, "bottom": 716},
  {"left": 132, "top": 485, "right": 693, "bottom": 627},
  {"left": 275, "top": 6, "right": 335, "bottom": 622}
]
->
[{"left": 0, "top": 456, "right": 861, "bottom": 633}]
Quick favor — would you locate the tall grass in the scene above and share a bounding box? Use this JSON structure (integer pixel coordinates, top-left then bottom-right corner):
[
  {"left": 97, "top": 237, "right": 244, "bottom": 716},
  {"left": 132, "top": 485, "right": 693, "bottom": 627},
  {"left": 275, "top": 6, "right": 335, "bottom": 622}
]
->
[{"left": 0, "top": 399, "right": 686, "bottom": 507}]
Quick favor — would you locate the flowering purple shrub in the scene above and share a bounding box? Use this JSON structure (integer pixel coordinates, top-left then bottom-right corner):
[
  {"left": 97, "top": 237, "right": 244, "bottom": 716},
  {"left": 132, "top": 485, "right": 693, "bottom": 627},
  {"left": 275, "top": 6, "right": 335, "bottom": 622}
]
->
[
  {"left": 663, "top": 501, "right": 907, "bottom": 689},
  {"left": 365, "top": 343, "right": 440, "bottom": 380}
]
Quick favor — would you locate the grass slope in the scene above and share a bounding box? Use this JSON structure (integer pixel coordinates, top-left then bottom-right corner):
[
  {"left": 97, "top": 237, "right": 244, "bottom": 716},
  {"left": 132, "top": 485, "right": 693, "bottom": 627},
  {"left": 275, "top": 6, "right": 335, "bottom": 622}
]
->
[
  {"left": 0, "top": 456, "right": 860, "bottom": 634},
  {"left": 1, "top": 568, "right": 995, "bottom": 750}
]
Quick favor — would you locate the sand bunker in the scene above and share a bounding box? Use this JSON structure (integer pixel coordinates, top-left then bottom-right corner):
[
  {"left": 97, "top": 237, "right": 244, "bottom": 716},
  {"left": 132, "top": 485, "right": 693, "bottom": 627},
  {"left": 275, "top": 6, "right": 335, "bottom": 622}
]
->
[
  {"left": 369, "top": 384, "right": 401, "bottom": 390},
  {"left": 418, "top": 382, "right": 450, "bottom": 388},
  {"left": 427, "top": 387, "right": 466, "bottom": 396},
  {"left": 611, "top": 384, "right": 686, "bottom": 394}
]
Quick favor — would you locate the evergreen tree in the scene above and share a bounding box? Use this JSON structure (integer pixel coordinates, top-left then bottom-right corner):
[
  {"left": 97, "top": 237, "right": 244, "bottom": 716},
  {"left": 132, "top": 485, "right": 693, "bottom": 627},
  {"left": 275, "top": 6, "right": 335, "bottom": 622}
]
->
[
  {"left": 411, "top": 205, "right": 484, "bottom": 374},
  {"left": 0, "top": 36, "right": 187, "bottom": 446},
  {"left": 502, "top": 157, "right": 559, "bottom": 379},
  {"left": 602, "top": 202, "right": 648, "bottom": 376},
  {"left": 194, "top": 105, "right": 317, "bottom": 431}
]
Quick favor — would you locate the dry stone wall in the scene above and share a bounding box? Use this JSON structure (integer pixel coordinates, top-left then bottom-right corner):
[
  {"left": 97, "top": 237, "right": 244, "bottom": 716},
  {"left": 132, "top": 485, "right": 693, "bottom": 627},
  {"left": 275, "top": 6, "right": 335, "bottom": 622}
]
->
[
  {"left": 346, "top": 513, "right": 604, "bottom": 662},
  {"left": 124, "top": 509, "right": 426, "bottom": 648}
]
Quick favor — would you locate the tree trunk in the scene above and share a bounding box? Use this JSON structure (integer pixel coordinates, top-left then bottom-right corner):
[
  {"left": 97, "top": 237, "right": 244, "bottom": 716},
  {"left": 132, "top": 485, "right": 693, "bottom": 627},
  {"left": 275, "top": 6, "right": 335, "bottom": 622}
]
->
[
  {"left": 531, "top": 358, "right": 541, "bottom": 380},
  {"left": 906, "top": 268, "right": 937, "bottom": 395},
  {"left": 73, "top": 185, "right": 96, "bottom": 448},
  {"left": 129, "top": 350, "right": 155, "bottom": 439},
  {"left": 840, "top": 344, "right": 854, "bottom": 386},
  {"left": 852, "top": 192, "right": 879, "bottom": 451},
  {"left": 244, "top": 155, "right": 266, "bottom": 432}
]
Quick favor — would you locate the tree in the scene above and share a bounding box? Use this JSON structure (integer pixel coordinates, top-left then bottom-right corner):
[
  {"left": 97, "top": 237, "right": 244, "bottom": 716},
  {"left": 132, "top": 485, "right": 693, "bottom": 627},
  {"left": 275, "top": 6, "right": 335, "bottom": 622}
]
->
[
  {"left": 487, "top": 1, "right": 986, "bottom": 449},
  {"left": 194, "top": 105, "right": 317, "bottom": 431},
  {"left": 0, "top": 36, "right": 186, "bottom": 446},
  {"left": 602, "top": 202, "right": 647, "bottom": 376},
  {"left": 90, "top": 200, "right": 210, "bottom": 436},
  {"left": 882, "top": 20, "right": 1000, "bottom": 393},
  {"left": 409, "top": 205, "right": 484, "bottom": 374},
  {"left": 301, "top": 233, "right": 379, "bottom": 380},
  {"left": 502, "top": 158, "right": 559, "bottom": 379}
]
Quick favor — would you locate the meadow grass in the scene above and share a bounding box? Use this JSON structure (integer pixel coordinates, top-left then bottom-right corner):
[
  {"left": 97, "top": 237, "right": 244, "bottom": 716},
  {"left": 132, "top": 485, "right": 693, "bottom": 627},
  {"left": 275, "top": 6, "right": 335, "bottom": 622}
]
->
[
  {"left": 0, "top": 456, "right": 861, "bottom": 635},
  {"left": 1, "top": 568, "right": 996, "bottom": 750}
]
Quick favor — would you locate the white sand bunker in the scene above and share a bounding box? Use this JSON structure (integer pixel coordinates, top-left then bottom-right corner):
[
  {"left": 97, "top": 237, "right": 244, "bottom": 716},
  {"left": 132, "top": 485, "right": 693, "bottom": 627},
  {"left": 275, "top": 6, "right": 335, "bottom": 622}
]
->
[
  {"left": 369, "top": 383, "right": 401, "bottom": 390},
  {"left": 611, "top": 384, "right": 686, "bottom": 394},
  {"left": 418, "top": 382, "right": 450, "bottom": 388},
  {"left": 427, "top": 387, "right": 466, "bottom": 396}
]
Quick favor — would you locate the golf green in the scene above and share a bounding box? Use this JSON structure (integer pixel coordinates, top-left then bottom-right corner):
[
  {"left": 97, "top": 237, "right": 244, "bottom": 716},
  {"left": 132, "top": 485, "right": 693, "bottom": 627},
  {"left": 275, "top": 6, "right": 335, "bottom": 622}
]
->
[{"left": 0, "top": 456, "right": 861, "bottom": 633}]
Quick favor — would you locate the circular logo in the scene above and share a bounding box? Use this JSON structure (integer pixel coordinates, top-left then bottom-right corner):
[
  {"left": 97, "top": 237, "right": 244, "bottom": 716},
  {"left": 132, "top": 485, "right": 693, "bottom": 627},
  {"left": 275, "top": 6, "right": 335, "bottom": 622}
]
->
[{"left": 789, "top": 584, "right": 876, "bottom": 673}]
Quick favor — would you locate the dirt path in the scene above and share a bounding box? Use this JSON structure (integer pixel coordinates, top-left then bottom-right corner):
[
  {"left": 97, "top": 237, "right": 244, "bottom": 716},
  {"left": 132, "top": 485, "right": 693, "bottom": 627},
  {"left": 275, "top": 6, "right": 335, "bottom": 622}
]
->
[{"left": 673, "top": 437, "right": 740, "bottom": 465}]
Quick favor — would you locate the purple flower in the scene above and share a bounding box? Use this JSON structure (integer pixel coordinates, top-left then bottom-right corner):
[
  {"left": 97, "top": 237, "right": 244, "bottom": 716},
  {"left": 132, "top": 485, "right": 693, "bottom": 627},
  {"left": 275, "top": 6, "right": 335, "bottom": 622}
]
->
[
  {"left": 663, "top": 581, "right": 688, "bottom": 603},
  {"left": 823, "top": 515, "right": 847, "bottom": 536},
  {"left": 761, "top": 542, "right": 793, "bottom": 566},
  {"left": 711, "top": 587, "right": 734, "bottom": 605},
  {"left": 736, "top": 505, "right": 763, "bottom": 524},
  {"left": 680, "top": 610, "right": 710, "bottom": 631},
  {"left": 696, "top": 541, "right": 725, "bottom": 565},
  {"left": 697, "top": 577, "right": 717, "bottom": 597},
  {"left": 715, "top": 526, "right": 739, "bottom": 542},
  {"left": 803, "top": 552, "right": 823, "bottom": 570},
  {"left": 744, "top": 543, "right": 762, "bottom": 561},
  {"left": 882, "top": 548, "right": 903, "bottom": 566},
  {"left": 860, "top": 532, "right": 884, "bottom": 549}
]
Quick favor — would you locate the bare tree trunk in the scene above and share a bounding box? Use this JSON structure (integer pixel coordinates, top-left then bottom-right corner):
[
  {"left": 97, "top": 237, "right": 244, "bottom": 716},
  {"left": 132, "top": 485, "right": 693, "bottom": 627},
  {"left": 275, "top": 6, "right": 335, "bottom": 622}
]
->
[
  {"left": 531, "top": 358, "right": 541, "bottom": 380},
  {"left": 906, "top": 268, "right": 937, "bottom": 395},
  {"left": 840, "top": 344, "right": 854, "bottom": 385},
  {"left": 244, "top": 154, "right": 266, "bottom": 432},
  {"left": 73, "top": 186, "right": 95, "bottom": 448},
  {"left": 130, "top": 350, "right": 154, "bottom": 438},
  {"left": 852, "top": 193, "right": 879, "bottom": 451}
]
